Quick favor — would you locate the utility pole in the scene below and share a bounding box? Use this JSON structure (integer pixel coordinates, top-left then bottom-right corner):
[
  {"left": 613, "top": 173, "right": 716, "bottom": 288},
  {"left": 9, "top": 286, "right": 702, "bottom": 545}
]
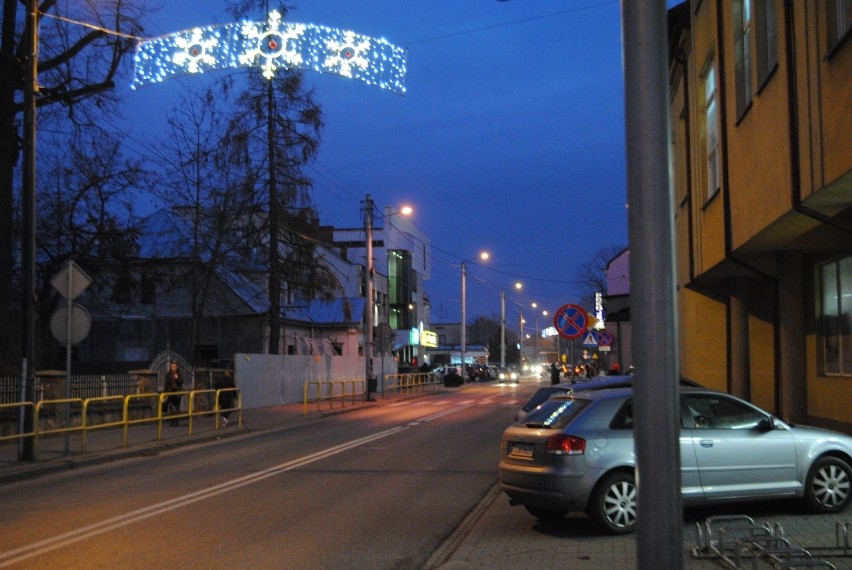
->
[
  {"left": 20, "top": 0, "right": 39, "bottom": 462},
  {"left": 518, "top": 308, "right": 524, "bottom": 368},
  {"left": 500, "top": 291, "right": 506, "bottom": 368},
  {"left": 460, "top": 262, "right": 466, "bottom": 380},
  {"left": 364, "top": 194, "right": 375, "bottom": 401}
]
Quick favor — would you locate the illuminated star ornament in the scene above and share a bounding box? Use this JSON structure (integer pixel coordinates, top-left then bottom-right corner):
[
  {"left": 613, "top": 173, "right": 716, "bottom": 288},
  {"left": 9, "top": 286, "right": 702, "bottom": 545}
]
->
[{"left": 132, "top": 10, "right": 407, "bottom": 94}]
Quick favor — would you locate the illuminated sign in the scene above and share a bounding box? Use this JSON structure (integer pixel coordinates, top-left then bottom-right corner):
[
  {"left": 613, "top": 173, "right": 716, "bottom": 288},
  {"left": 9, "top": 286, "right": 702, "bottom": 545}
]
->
[{"left": 420, "top": 330, "right": 438, "bottom": 348}]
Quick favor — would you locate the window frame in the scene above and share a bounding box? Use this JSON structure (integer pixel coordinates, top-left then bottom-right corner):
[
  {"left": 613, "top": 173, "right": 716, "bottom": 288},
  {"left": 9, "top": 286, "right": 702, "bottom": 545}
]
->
[
  {"left": 734, "top": 0, "right": 754, "bottom": 119},
  {"left": 827, "top": 0, "right": 852, "bottom": 56},
  {"left": 701, "top": 58, "right": 721, "bottom": 202},
  {"left": 819, "top": 255, "right": 852, "bottom": 377}
]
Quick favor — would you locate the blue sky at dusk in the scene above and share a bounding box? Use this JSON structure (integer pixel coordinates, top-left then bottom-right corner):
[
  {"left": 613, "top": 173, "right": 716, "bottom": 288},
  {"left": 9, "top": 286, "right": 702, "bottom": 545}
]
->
[{"left": 120, "top": 1, "right": 634, "bottom": 332}]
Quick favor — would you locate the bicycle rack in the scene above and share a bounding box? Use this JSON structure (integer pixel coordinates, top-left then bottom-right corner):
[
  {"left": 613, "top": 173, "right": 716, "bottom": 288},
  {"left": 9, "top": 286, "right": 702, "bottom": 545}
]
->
[{"left": 691, "top": 515, "right": 850, "bottom": 569}]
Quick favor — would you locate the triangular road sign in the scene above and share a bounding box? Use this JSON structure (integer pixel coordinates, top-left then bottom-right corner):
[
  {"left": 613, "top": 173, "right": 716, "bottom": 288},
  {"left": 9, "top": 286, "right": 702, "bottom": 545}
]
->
[{"left": 582, "top": 331, "right": 598, "bottom": 347}]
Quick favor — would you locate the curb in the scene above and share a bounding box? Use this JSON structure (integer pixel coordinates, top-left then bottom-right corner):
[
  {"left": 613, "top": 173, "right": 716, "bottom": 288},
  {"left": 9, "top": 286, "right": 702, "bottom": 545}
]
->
[{"left": 421, "top": 483, "right": 503, "bottom": 570}]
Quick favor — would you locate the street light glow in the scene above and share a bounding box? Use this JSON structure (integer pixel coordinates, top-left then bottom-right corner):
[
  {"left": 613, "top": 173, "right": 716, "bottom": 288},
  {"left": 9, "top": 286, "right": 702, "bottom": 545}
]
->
[{"left": 399, "top": 205, "right": 413, "bottom": 216}]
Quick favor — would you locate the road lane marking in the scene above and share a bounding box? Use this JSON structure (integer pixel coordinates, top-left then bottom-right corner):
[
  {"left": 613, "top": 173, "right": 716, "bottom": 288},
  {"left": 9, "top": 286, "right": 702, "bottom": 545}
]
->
[
  {"left": 0, "top": 425, "right": 408, "bottom": 567},
  {"left": 0, "top": 402, "right": 482, "bottom": 567}
]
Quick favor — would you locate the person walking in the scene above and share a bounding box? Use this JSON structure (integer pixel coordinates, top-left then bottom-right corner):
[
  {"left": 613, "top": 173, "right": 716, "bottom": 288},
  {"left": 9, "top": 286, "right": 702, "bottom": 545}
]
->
[
  {"left": 217, "top": 371, "right": 236, "bottom": 427},
  {"left": 164, "top": 361, "right": 183, "bottom": 426},
  {"left": 549, "top": 362, "right": 560, "bottom": 385}
]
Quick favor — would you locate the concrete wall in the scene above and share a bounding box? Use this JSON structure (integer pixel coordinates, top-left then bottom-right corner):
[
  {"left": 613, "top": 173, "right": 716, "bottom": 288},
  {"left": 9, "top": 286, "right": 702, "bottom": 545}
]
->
[{"left": 233, "top": 353, "right": 398, "bottom": 409}]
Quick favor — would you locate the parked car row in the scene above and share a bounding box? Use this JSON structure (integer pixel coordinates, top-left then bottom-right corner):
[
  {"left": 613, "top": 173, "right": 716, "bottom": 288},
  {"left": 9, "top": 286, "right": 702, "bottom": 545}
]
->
[
  {"left": 499, "top": 381, "right": 852, "bottom": 535},
  {"left": 430, "top": 364, "right": 520, "bottom": 385}
]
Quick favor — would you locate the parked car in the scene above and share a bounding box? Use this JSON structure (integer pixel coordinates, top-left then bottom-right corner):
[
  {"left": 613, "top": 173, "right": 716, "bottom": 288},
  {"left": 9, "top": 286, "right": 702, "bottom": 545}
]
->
[
  {"left": 442, "top": 366, "right": 463, "bottom": 387},
  {"left": 512, "top": 375, "right": 701, "bottom": 422},
  {"left": 499, "top": 386, "right": 852, "bottom": 535}
]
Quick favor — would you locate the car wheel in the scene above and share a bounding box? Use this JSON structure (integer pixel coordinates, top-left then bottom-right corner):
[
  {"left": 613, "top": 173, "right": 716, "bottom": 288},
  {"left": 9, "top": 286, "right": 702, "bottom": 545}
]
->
[
  {"left": 523, "top": 505, "right": 568, "bottom": 522},
  {"left": 587, "top": 471, "right": 637, "bottom": 535},
  {"left": 803, "top": 456, "right": 852, "bottom": 513}
]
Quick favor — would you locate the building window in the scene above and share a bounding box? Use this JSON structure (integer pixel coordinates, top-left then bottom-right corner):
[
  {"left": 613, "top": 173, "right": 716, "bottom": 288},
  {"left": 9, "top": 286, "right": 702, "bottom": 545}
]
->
[
  {"left": 754, "top": 0, "right": 778, "bottom": 89},
  {"left": 827, "top": 0, "right": 852, "bottom": 54},
  {"left": 388, "top": 249, "right": 413, "bottom": 330},
  {"left": 734, "top": 0, "right": 754, "bottom": 118},
  {"left": 820, "top": 255, "right": 852, "bottom": 376},
  {"left": 702, "top": 60, "right": 720, "bottom": 200}
]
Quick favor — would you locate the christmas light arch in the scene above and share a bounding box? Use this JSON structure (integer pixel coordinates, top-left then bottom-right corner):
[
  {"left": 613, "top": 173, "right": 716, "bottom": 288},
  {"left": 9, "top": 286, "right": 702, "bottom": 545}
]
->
[{"left": 132, "top": 10, "right": 407, "bottom": 94}]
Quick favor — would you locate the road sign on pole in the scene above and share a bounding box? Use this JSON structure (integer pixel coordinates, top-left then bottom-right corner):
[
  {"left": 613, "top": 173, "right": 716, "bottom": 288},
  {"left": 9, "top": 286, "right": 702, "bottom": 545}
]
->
[{"left": 553, "top": 304, "right": 588, "bottom": 340}]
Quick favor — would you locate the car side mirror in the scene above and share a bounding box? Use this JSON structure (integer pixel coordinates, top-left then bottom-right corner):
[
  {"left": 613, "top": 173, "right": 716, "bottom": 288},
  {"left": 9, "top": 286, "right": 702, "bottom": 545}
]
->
[{"left": 755, "top": 417, "right": 776, "bottom": 432}]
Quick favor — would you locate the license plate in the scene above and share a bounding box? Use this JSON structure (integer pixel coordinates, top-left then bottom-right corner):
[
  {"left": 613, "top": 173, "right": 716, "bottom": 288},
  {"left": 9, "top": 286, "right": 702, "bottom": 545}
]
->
[{"left": 508, "top": 442, "right": 534, "bottom": 459}]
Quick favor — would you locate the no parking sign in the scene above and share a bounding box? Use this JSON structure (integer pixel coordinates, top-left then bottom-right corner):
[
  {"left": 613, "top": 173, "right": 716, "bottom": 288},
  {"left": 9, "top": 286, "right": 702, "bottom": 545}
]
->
[{"left": 553, "top": 304, "right": 588, "bottom": 340}]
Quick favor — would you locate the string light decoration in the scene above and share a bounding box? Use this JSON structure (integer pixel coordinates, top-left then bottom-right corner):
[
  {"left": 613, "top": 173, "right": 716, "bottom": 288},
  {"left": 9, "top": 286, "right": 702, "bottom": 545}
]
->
[{"left": 132, "top": 10, "right": 407, "bottom": 94}]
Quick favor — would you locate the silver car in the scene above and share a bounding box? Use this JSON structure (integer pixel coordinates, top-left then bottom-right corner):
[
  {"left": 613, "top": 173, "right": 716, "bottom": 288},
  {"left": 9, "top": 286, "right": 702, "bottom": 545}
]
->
[{"left": 498, "top": 386, "right": 852, "bottom": 535}]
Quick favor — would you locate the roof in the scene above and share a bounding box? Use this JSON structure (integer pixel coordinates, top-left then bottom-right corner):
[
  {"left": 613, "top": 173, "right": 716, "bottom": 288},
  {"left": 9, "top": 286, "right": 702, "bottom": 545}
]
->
[{"left": 284, "top": 298, "right": 365, "bottom": 326}]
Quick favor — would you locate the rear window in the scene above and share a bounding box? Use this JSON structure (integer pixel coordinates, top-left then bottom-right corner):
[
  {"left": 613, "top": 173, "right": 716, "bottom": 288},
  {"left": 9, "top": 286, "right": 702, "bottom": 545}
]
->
[
  {"left": 523, "top": 387, "right": 570, "bottom": 412},
  {"left": 523, "top": 397, "right": 590, "bottom": 429}
]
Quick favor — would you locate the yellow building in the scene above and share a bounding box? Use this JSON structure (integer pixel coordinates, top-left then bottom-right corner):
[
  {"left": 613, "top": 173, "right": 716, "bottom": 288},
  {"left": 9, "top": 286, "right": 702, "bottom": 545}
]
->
[{"left": 669, "top": 1, "right": 851, "bottom": 431}]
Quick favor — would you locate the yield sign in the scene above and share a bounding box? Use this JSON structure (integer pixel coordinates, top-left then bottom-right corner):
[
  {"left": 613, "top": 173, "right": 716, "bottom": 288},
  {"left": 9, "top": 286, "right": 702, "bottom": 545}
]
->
[{"left": 553, "top": 304, "right": 588, "bottom": 340}]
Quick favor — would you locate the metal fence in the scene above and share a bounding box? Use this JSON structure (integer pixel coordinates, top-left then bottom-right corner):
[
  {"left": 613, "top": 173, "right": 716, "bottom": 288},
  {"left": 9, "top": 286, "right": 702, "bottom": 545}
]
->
[
  {"left": 1, "top": 369, "right": 232, "bottom": 407},
  {"left": 0, "top": 374, "right": 140, "bottom": 405}
]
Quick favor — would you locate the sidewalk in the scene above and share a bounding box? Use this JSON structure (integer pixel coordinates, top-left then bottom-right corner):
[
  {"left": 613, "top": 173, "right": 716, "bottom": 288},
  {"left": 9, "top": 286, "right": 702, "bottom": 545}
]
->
[
  {"left": 0, "top": 400, "right": 326, "bottom": 484},
  {"left": 2, "top": 393, "right": 850, "bottom": 570}
]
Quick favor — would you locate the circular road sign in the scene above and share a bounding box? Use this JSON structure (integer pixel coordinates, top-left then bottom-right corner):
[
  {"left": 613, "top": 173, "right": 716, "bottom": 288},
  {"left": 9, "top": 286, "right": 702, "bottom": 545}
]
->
[
  {"left": 50, "top": 303, "right": 91, "bottom": 345},
  {"left": 597, "top": 330, "right": 614, "bottom": 347},
  {"left": 553, "top": 303, "right": 589, "bottom": 340}
]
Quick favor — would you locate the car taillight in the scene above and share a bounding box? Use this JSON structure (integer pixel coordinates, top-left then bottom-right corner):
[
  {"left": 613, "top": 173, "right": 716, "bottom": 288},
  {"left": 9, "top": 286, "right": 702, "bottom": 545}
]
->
[{"left": 544, "top": 434, "right": 586, "bottom": 455}]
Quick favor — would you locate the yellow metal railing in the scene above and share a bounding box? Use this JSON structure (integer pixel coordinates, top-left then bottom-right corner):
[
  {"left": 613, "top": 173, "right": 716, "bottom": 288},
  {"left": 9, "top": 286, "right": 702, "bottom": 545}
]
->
[
  {"left": 383, "top": 373, "right": 441, "bottom": 397},
  {"left": 303, "top": 380, "right": 366, "bottom": 415},
  {"left": 0, "top": 401, "right": 35, "bottom": 444},
  {"left": 0, "top": 389, "right": 241, "bottom": 460}
]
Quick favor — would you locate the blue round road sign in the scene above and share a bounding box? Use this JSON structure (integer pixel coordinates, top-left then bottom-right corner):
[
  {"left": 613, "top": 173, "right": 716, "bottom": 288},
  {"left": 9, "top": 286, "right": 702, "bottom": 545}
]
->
[
  {"left": 597, "top": 330, "right": 614, "bottom": 347},
  {"left": 553, "top": 304, "right": 588, "bottom": 340}
]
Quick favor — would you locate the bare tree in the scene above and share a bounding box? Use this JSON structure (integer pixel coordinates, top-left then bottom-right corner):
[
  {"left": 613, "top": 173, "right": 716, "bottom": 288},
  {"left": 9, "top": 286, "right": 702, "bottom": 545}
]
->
[
  {"left": 36, "top": 126, "right": 144, "bottom": 366},
  {"left": 0, "top": 0, "right": 144, "bottom": 370},
  {"left": 578, "top": 244, "right": 626, "bottom": 307},
  {"left": 148, "top": 81, "right": 259, "bottom": 361}
]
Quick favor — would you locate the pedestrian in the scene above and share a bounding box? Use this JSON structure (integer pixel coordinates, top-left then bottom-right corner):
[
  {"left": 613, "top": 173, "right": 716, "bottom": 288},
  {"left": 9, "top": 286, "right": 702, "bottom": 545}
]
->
[
  {"left": 549, "top": 362, "right": 560, "bottom": 385},
  {"left": 217, "top": 371, "right": 236, "bottom": 427},
  {"left": 164, "top": 361, "right": 183, "bottom": 426}
]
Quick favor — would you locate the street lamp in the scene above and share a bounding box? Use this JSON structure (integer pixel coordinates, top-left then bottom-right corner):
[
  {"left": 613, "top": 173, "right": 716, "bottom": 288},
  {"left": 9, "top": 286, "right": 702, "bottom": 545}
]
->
[
  {"left": 500, "top": 281, "right": 524, "bottom": 368},
  {"left": 461, "top": 251, "right": 489, "bottom": 380},
  {"left": 366, "top": 199, "right": 413, "bottom": 400}
]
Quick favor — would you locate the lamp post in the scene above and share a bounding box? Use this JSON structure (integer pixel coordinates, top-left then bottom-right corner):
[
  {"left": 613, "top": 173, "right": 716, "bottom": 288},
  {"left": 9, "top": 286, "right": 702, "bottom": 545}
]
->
[
  {"left": 367, "top": 200, "right": 414, "bottom": 399},
  {"left": 500, "top": 290, "right": 505, "bottom": 368},
  {"left": 518, "top": 309, "right": 524, "bottom": 369},
  {"left": 460, "top": 251, "right": 488, "bottom": 380},
  {"left": 364, "top": 194, "right": 375, "bottom": 401}
]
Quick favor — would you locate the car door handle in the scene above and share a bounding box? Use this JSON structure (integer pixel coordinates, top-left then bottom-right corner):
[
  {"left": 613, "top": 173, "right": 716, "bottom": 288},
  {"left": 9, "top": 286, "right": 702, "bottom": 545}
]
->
[{"left": 699, "top": 440, "right": 714, "bottom": 448}]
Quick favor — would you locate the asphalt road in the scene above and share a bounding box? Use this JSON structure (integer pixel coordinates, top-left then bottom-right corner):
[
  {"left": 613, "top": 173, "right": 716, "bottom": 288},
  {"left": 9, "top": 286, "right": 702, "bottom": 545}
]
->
[{"left": 0, "top": 383, "right": 528, "bottom": 569}]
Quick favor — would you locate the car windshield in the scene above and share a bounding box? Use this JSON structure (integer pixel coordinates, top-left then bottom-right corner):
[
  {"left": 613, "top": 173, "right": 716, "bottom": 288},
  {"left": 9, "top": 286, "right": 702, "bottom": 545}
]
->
[{"left": 523, "top": 397, "right": 589, "bottom": 429}]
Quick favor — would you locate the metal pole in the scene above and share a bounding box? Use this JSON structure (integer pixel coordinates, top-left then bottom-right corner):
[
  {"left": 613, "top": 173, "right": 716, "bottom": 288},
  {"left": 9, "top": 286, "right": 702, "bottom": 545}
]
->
[
  {"left": 518, "top": 308, "right": 524, "bottom": 369},
  {"left": 460, "top": 262, "right": 466, "bottom": 381},
  {"left": 65, "top": 262, "right": 72, "bottom": 453},
  {"left": 500, "top": 291, "right": 506, "bottom": 368},
  {"left": 20, "top": 0, "right": 39, "bottom": 462},
  {"left": 622, "top": 1, "right": 682, "bottom": 568},
  {"left": 365, "top": 194, "right": 375, "bottom": 401}
]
